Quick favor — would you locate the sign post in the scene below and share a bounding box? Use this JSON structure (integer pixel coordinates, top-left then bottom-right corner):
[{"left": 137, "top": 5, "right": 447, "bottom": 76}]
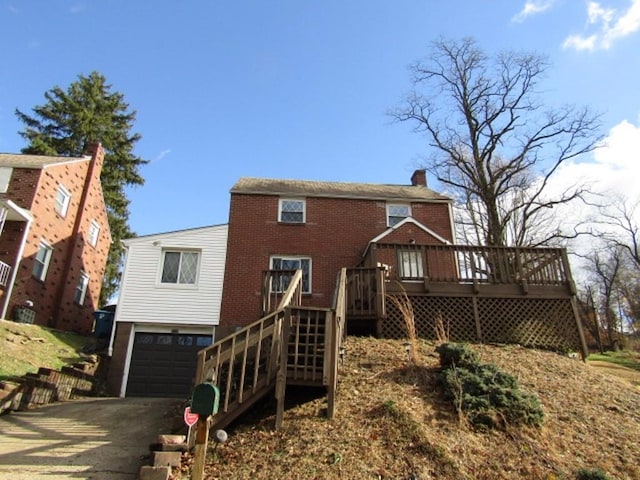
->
[
  {"left": 190, "top": 383, "right": 220, "bottom": 480},
  {"left": 183, "top": 406, "right": 199, "bottom": 447}
]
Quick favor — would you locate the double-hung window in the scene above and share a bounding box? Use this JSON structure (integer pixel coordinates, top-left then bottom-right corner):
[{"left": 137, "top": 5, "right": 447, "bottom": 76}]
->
[
  {"left": 387, "top": 203, "right": 411, "bottom": 227},
  {"left": 33, "top": 241, "right": 53, "bottom": 281},
  {"left": 278, "top": 198, "right": 305, "bottom": 223},
  {"left": 87, "top": 220, "right": 100, "bottom": 247},
  {"left": 74, "top": 272, "right": 89, "bottom": 305},
  {"left": 55, "top": 185, "right": 71, "bottom": 217},
  {"left": 398, "top": 249, "right": 424, "bottom": 280},
  {"left": 161, "top": 250, "right": 200, "bottom": 285},
  {"left": 270, "top": 256, "right": 311, "bottom": 293}
]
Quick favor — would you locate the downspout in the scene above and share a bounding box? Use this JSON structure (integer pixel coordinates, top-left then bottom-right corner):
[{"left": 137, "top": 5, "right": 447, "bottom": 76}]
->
[{"left": 1, "top": 217, "right": 33, "bottom": 319}]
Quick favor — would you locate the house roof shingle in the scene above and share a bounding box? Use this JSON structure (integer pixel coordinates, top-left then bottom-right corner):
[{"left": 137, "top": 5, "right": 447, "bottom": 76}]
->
[
  {"left": 231, "top": 177, "right": 451, "bottom": 203},
  {"left": 0, "top": 153, "right": 89, "bottom": 169}
]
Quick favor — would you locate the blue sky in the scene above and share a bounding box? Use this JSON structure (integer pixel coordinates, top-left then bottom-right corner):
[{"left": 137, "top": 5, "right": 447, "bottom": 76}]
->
[{"left": 1, "top": 1, "right": 639, "bottom": 236}]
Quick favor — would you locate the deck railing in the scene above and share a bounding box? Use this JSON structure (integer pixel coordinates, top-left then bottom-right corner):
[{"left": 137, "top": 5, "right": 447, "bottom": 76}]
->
[{"left": 373, "top": 244, "right": 573, "bottom": 287}]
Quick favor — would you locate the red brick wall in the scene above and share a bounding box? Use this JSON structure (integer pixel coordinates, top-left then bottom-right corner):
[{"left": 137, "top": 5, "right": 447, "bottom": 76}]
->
[
  {"left": 1, "top": 149, "right": 110, "bottom": 333},
  {"left": 219, "top": 193, "right": 453, "bottom": 329}
]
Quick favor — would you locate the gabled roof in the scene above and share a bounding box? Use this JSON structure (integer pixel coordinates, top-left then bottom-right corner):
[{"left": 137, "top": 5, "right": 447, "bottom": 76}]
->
[
  {"left": 231, "top": 177, "right": 451, "bottom": 203},
  {"left": 370, "top": 217, "right": 451, "bottom": 244},
  {"left": 0, "top": 153, "right": 90, "bottom": 169}
]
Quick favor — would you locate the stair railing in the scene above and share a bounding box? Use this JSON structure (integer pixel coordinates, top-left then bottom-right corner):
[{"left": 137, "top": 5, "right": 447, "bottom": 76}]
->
[{"left": 195, "top": 269, "right": 303, "bottom": 429}]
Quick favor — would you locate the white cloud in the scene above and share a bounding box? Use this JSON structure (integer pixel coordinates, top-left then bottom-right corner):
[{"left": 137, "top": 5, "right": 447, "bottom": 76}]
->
[
  {"left": 153, "top": 149, "right": 171, "bottom": 163},
  {"left": 512, "top": 0, "right": 557, "bottom": 22},
  {"left": 563, "top": 0, "right": 640, "bottom": 51}
]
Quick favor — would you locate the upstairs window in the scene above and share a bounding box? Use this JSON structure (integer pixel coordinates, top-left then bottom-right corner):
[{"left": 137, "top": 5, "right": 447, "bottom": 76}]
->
[
  {"left": 161, "top": 250, "right": 200, "bottom": 285},
  {"left": 270, "top": 256, "right": 311, "bottom": 293},
  {"left": 74, "top": 272, "right": 89, "bottom": 305},
  {"left": 387, "top": 203, "right": 411, "bottom": 227},
  {"left": 55, "top": 185, "right": 71, "bottom": 217},
  {"left": 87, "top": 220, "right": 100, "bottom": 247},
  {"left": 279, "top": 199, "right": 305, "bottom": 223},
  {"left": 33, "top": 241, "right": 53, "bottom": 281}
]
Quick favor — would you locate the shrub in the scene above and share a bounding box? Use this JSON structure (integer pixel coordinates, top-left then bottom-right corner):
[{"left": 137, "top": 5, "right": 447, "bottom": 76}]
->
[
  {"left": 437, "top": 343, "right": 544, "bottom": 430},
  {"left": 435, "top": 342, "right": 479, "bottom": 369},
  {"left": 576, "top": 469, "right": 611, "bottom": 480}
]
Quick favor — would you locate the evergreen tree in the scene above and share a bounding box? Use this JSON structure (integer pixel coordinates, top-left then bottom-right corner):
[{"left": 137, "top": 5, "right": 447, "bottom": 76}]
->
[{"left": 16, "top": 71, "right": 147, "bottom": 303}]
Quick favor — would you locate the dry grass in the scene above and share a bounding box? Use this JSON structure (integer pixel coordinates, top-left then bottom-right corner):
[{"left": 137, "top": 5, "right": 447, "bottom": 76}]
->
[{"left": 179, "top": 337, "right": 640, "bottom": 480}]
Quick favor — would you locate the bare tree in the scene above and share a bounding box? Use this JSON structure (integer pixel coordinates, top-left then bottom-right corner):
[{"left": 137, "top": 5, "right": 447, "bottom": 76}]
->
[
  {"left": 584, "top": 246, "right": 625, "bottom": 349},
  {"left": 392, "top": 38, "right": 602, "bottom": 247}
]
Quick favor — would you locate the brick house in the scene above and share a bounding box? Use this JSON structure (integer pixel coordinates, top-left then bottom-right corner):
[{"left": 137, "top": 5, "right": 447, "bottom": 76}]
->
[
  {"left": 0, "top": 144, "right": 111, "bottom": 333},
  {"left": 218, "top": 169, "right": 454, "bottom": 337}
]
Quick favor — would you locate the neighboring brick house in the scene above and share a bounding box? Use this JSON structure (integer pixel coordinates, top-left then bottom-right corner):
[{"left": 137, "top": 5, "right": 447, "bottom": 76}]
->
[
  {"left": 0, "top": 144, "right": 111, "bottom": 333},
  {"left": 218, "top": 170, "right": 454, "bottom": 336}
]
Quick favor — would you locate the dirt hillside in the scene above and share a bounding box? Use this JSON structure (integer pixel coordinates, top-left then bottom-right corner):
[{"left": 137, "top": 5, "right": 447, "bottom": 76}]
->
[{"left": 180, "top": 338, "right": 640, "bottom": 480}]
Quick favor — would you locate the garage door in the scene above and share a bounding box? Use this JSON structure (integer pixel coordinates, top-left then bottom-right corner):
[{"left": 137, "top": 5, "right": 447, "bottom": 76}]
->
[{"left": 126, "top": 332, "right": 212, "bottom": 398}]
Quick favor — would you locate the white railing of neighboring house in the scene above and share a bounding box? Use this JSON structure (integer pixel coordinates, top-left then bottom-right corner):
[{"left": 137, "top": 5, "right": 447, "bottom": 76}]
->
[
  {"left": 0, "top": 207, "right": 7, "bottom": 238},
  {"left": 0, "top": 260, "right": 11, "bottom": 287}
]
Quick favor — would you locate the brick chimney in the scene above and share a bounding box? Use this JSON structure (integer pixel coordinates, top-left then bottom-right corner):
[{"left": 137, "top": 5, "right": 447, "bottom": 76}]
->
[{"left": 411, "top": 169, "right": 427, "bottom": 187}]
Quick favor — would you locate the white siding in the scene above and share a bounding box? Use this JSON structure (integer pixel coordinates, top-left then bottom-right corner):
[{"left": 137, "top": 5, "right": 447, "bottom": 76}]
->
[{"left": 115, "top": 225, "right": 228, "bottom": 327}]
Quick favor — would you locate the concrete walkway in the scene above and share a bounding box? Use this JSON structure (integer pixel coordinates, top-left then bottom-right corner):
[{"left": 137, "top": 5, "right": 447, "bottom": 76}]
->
[{"left": 0, "top": 397, "right": 181, "bottom": 480}]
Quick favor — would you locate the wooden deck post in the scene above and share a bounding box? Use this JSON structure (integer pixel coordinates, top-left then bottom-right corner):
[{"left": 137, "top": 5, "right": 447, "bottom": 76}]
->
[
  {"left": 326, "top": 310, "right": 338, "bottom": 419},
  {"left": 275, "top": 309, "right": 291, "bottom": 430}
]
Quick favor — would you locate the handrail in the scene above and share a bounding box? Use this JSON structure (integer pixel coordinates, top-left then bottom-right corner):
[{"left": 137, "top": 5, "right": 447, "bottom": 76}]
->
[{"left": 195, "top": 269, "right": 304, "bottom": 430}]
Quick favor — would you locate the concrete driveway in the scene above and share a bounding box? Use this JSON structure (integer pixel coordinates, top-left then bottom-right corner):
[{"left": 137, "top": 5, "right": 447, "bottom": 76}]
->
[{"left": 0, "top": 397, "right": 181, "bottom": 480}]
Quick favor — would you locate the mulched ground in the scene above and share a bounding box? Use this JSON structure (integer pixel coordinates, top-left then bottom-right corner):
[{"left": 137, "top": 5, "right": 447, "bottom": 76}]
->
[{"left": 177, "top": 338, "right": 640, "bottom": 480}]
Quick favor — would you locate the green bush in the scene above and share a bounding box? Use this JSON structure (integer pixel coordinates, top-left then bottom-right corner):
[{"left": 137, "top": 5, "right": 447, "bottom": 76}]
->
[
  {"left": 435, "top": 342, "right": 479, "bottom": 369},
  {"left": 576, "top": 468, "right": 611, "bottom": 480},
  {"left": 437, "top": 343, "right": 544, "bottom": 430}
]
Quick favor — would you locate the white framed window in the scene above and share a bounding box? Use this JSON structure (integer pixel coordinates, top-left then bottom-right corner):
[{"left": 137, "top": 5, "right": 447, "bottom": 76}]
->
[
  {"left": 387, "top": 203, "right": 411, "bottom": 227},
  {"left": 0, "top": 167, "right": 12, "bottom": 193},
  {"left": 87, "top": 220, "right": 100, "bottom": 247},
  {"left": 160, "top": 250, "right": 200, "bottom": 285},
  {"left": 278, "top": 198, "right": 306, "bottom": 223},
  {"left": 270, "top": 256, "right": 311, "bottom": 293},
  {"left": 33, "top": 241, "right": 53, "bottom": 281},
  {"left": 74, "top": 272, "right": 89, "bottom": 305},
  {"left": 55, "top": 185, "right": 71, "bottom": 217},
  {"left": 399, "top": 250, "right": 424, "bottom": 280}
]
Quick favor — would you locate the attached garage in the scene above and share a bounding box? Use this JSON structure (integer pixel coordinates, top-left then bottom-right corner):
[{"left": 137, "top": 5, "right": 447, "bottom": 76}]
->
[{"left": 125, "top": 332, "right": 212, "bottom": 398}]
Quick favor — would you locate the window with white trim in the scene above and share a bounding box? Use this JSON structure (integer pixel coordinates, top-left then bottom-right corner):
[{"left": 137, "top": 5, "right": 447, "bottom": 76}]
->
[
  {"left": 55, "top": 185, "right": 71, "bottom": 217},
  {"left": 87, "top": 220, "right": 100, "bottom": 247},
  {"left": 270, "top": 256, "right": 311, "bottom": 293},
  {"left": 74, "top": 272, "right": 89, "bottom": 305},
  {"left": 33, "top": 241, "right": 53, "bottom": 281},
  {"left": 161, "top": 250, "right": 200, "bottom": 285},
  {"left": 278, "top": 198, "right": 306, "bottom": 223},
  {"left": 386, "top": 203, "right": 411, "bottom": 227},
  {"left": 398, "top": 250, "right": 424, "bottom": 280}
]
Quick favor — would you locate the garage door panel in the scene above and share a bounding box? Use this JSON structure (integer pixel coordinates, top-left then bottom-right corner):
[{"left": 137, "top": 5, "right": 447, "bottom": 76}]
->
[{"left": 126, "top": 332, "right": 212, "bottom": 398}]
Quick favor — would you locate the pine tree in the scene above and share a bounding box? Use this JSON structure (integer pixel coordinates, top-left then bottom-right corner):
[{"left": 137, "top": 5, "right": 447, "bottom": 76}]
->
[{"left": 16, "top": 71, "right": 147, "bottom": 303}]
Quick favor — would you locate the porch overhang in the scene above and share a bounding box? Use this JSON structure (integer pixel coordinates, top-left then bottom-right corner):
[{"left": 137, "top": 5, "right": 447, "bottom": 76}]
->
[{"left": 0, "top": 199, "right": 33, "bottom": 222}]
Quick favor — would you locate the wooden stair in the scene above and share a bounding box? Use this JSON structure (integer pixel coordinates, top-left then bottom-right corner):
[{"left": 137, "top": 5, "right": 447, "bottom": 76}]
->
[{"left": 195, "top": 269, "right": 347, "bottom": 430}]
